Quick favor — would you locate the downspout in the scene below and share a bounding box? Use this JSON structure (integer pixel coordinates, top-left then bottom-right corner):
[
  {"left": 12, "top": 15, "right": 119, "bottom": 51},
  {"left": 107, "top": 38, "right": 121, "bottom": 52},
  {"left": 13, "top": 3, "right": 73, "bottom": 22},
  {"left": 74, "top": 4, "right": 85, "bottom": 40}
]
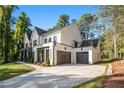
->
[{"left": 53, "top": 41, "right": 56, "bottom": 66}]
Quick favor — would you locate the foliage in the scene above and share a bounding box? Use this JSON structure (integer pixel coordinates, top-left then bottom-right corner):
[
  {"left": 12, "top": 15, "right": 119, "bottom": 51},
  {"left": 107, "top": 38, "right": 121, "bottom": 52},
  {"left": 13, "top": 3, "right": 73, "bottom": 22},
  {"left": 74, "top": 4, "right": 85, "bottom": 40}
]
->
[
  {"left": 58, "top": 14, "right": 70, "bottom": 27},
  {"left": 71, "top": 19, "right": 78, "bottom": 24},
  {"left": 42, "top": 57, "right": 50, "bottom": 67},
  {"left": 48, "top": 14, "right": 70, "bottom": 31},
  {"left": 0, "top": 5, "right": 32, "bottom": 64},
  {"left": 13, "top": 12, "right": 32, "bottom": 60},
  {"left": 79, "top": 14, "right": 98, "bottom": 39},
  {"left": 27, "top": 54, "right": 34, "bottom": 63},
  {"left": 0, "top": 5, "right": 17, "bottom": 64},
  {"left": 99, "top": 6, "right": 124, "bottom": 59}
]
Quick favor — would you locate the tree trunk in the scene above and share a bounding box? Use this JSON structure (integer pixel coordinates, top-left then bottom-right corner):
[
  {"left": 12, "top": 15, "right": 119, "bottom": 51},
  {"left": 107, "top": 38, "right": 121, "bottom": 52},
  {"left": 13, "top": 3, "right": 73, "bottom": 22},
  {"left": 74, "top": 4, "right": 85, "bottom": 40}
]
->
[
  {"left": 113, "top": 28, "right": 117, "bottom": 59},
  {"left": 112, "top": 12, "right": 117, "bottom": 59}
]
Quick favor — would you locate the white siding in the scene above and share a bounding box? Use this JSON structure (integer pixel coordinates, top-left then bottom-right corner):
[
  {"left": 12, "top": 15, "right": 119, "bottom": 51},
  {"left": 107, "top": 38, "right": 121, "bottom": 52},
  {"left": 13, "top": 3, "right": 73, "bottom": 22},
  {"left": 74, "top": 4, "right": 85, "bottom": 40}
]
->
[
  {"left": 61, "top": 24, "right": 82, "bottom": 46},
  {"left": 34, "top": 42, "right": 54, "bottom": 65},
  {"left": 31, "top": 29, "right": 39, "bottom": 48},
  {"left": 30, "top": 24, "right": 98, "bottom": 65},
  {"left": 54, "top": 44, "right": 93, "bottom": 65},
  {"left": 41, "top": 31, "right": 61, "bottom": 44},
  {"left": 72, "top": 47, "right": 93, "bottom": 64},
  {"left": 24, "top": 33, "right": 30, "bottom": 48}
]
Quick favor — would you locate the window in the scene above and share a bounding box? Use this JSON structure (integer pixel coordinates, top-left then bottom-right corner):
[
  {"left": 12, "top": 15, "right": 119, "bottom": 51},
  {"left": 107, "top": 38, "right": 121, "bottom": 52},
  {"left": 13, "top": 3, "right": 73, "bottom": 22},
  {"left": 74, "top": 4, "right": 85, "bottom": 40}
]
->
[
  {"left": 48, "top": 37, "right": 51, "bottom": 42},
  {"left": 74, "top": 41, "right": 78, "bottom": 48},
  {"left": 53, "top": 36, "right": 57, "bottom": 42},
  {"left": 44, "top": 38, "right": 47, "bottom": 43},
  {"left": 33, "top": 40, "right": 37, "bottom": 46},
  {"left": 30, "top": 43, "right": 32, "bottom": 47},
  {"left": 26, "top": 43, "right": 28, "bottom": 47}
]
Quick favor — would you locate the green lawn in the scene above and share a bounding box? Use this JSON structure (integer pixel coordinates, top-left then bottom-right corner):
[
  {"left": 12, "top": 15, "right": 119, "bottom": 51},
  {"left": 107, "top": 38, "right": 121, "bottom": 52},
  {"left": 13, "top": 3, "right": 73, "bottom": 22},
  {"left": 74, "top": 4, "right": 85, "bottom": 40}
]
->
[
  {"left": 73, "top": 65, "right": 108, "bottom": 88},
  {"left": 0, "top": 63, "right": 35, "bottom": 81},
  {"left": 73, "top": 75, "right": 105, "bottom": 88}
]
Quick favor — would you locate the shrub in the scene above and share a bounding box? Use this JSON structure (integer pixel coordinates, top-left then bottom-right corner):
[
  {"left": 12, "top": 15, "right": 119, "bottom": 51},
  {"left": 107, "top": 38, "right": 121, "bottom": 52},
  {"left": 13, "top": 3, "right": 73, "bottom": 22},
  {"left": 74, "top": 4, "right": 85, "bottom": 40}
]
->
[
  {"left": 0, "top": 57, "right": 4, "bottom": 64},
  {"left": 42, "top": 57, "right": 50, "bottom": 67}
]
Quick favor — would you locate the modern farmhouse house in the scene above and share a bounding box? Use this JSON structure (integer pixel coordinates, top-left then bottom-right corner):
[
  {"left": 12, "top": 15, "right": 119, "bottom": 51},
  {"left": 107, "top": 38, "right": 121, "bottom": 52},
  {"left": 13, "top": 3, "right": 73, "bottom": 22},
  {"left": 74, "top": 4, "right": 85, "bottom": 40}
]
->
[{"left": 21, "top": 24, "right": 100, "bottom": 65}]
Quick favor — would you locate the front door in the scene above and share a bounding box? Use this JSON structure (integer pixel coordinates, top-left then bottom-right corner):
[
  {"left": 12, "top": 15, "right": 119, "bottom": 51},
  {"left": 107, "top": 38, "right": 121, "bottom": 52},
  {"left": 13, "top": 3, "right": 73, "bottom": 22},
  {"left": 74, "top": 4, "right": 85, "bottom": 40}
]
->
[
  {"left": 24, "top": 50, "right": 27, "bottom": 61},
  {"left": 38, "top": 49, "right": 44, "bottom": 63},
  {"left": 46, "top": 49, "right": 49, "bottom": 60}
]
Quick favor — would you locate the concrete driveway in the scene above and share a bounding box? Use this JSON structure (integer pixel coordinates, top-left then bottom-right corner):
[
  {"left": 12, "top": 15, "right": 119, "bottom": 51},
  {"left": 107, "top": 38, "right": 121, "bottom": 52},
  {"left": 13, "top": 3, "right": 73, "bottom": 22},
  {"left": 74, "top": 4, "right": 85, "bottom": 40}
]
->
[{"left": 0, "top": 64, "right": 106, "bottom": 88}]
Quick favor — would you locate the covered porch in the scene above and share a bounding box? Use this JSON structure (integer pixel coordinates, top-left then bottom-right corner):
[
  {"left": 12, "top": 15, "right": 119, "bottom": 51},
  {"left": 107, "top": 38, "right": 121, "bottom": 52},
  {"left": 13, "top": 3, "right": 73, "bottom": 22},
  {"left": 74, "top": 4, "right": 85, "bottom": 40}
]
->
[
  {"left": 37, "top": 47, "right": 49, "bottom": 63},
  {"left": 20, "top": 47, "right": 32, "bottom": 62}
]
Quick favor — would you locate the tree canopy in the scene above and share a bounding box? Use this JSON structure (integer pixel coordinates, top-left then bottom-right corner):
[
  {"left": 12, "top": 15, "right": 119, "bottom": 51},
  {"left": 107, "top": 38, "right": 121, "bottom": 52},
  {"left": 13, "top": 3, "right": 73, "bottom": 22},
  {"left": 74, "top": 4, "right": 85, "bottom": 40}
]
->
[{"left": 0, "top": 6, "right": 32, "bottom": 64}]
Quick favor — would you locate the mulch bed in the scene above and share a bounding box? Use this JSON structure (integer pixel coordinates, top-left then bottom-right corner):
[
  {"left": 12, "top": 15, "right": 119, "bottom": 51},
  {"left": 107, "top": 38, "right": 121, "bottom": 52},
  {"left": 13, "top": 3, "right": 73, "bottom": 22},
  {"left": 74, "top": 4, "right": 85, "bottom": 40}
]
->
[{"left": 103, "top": 60, "right": 124, "bottom": 88}]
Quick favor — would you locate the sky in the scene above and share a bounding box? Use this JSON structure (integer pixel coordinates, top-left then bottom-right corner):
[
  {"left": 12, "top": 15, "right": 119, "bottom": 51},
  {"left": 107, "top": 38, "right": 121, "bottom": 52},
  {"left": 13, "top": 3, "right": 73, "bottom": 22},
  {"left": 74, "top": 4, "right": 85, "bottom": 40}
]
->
[{"left": 14, "top": 5, "right": 99, "bottom": 30}]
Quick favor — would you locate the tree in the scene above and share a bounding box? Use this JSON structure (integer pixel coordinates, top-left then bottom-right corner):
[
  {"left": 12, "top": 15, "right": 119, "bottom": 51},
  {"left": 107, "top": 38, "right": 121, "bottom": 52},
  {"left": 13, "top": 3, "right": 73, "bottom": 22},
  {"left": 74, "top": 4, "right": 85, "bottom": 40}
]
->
[
  {"left": 13, "top": 12, "right": 32, "bottom": 60},
  {"left": 0, "top": 5, "right": 17, "bottom": 64},
  {"left": 48, "top": 14, "right": 70, "bottom": 31},
  {"left": 79, "top": 14, "right": 97, "bottom": 39},
  {"left": 99, "top": 6, "right": 124, "bottom": 59},
  {"left": 0, "top": 6, "right": 5, "bottom": 63},
  {"left": 71, "top": 19, "right": 78, "bottom": 24},
  {"left": 58, "top": 14, "right": 70, "bottom": 27},
  {"left": 0, "top": 6, "right": 32, "bottom": 64}
]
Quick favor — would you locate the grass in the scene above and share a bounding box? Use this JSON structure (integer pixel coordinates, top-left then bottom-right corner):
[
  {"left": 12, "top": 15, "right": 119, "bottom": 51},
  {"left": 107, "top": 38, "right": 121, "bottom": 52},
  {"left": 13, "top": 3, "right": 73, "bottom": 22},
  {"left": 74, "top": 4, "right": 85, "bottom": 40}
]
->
[
  {"left": 95, "top": 59, "right": 122, "bottom": 66},
  {"left": 0, "top": 63, "right": 35, "bottom": 81},
  {"left": 73, "top": 65, "right": 109, "bottom": 88}
]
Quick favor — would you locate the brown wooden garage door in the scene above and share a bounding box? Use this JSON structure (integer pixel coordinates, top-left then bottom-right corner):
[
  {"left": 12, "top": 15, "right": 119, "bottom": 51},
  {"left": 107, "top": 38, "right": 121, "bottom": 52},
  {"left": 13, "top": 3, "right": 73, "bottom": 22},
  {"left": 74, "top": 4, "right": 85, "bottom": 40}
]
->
[
  {"left": 76, "top": 52, "right": 89, "bottom": 64},
  {"left": 57, "top": 51, "right": 71, "bottom": 65}
]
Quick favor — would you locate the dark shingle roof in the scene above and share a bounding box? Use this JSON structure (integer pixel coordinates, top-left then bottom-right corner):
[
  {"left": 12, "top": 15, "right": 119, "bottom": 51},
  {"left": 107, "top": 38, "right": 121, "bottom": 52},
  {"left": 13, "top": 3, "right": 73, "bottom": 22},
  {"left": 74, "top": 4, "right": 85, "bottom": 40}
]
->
[
  {"left": 81, "top": 39, "right": 99, "bottom": 47},
  {"left": 41, "top": 28, "right": 60, "bottom": 36},
  {"left": 35, "top": 26, "right": 47, "bottom": 35},
  {"left": 27, "top": 31, "right": 32, "bottom": 40}
]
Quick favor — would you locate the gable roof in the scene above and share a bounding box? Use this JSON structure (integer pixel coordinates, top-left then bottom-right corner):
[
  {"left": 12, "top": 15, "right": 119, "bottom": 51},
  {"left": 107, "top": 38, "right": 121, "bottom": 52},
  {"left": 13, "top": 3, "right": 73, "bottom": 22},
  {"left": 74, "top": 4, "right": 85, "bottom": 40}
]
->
[
  {"left": 35, "top": 26, "right": 47, "bottom": 35},
  {"left": 27, "top": 31, "right": 32, "bottom": 40},
  {"left": 81, "top": 39, "right": 99, "bottom": 47}
]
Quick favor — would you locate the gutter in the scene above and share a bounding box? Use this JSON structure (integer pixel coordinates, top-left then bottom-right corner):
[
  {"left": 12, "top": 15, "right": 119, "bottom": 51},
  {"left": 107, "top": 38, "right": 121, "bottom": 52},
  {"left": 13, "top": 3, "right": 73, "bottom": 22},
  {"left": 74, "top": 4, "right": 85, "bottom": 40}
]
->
[{"left": 53, "top": 41, "right": 56, "bottom": 66}]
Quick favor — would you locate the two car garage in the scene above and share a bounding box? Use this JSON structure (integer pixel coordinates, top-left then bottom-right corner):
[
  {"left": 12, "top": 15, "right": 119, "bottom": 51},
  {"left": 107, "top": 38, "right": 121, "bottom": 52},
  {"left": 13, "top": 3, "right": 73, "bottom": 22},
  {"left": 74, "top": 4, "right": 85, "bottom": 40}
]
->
[{"left": 57, "top": 50, "right": 89, "bottom": 65}]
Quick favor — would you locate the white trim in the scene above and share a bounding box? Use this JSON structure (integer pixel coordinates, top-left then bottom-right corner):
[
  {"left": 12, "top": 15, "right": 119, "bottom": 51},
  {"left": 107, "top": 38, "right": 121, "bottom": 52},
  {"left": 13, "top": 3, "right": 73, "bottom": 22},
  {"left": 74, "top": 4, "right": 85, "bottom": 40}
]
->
[{"left": 88, "top": 50, "right": 93, "bottom": 64}]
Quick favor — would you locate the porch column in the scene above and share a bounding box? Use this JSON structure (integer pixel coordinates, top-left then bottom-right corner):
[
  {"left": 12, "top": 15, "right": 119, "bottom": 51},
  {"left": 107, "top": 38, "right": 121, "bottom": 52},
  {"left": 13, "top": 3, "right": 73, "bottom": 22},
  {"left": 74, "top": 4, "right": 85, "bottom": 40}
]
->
[
  {"left": 88, "top": 50, "right": 93, "bottom": 64},
  {"left": 23, "top": 49, "right": 25, "bottom": 61},
  {"left": 44, "top": 49, "right": 46, "bottom": 62}
]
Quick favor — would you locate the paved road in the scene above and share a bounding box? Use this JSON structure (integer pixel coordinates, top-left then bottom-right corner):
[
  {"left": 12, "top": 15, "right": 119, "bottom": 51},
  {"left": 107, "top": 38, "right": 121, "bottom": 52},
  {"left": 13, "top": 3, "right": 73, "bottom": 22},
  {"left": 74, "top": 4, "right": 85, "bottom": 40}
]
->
[{"left": 0, "top": 64, "right": 106, "bottom": 88}]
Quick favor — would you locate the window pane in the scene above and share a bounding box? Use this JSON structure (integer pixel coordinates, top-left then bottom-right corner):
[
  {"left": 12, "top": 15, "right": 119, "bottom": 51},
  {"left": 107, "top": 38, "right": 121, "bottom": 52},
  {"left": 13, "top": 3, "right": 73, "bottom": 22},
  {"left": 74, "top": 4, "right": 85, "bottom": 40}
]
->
[
  {"left": 49, "top": 37, "right": 51, "bottom": 42},
  {"left": 53, "top": 36, "right": 57, "bottom": 42},
  {"left": 33, "top": 40, "right": 37, "bottom": 46},
  {"left": 44, "top": 38, "right": 47, "bottom": 43}
]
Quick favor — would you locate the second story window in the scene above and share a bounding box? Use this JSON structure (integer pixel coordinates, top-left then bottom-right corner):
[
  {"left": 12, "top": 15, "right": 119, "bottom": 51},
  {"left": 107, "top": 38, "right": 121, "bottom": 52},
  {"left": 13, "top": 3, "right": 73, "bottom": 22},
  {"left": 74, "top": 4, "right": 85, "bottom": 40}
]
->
[
  {"left": 26, "top": 43, "right": 28, "bottom": 47},
  {"left": 48, "top": 37, "right": 51, "bottom": 42},
  {"left": 30, "top": 42, "right": 32, "bottom": 47},
  {"left": 74, "top": 41, "right": 78, "bottom": 48},
  {"left": 53, "top": 36, "right": 57, "bottom": 42},
  {"left": 33, "top": 40, "right": 37, "bottom": 47},
  {"left": 44, "top": 38, "right": 47, "bottom": 43}
]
